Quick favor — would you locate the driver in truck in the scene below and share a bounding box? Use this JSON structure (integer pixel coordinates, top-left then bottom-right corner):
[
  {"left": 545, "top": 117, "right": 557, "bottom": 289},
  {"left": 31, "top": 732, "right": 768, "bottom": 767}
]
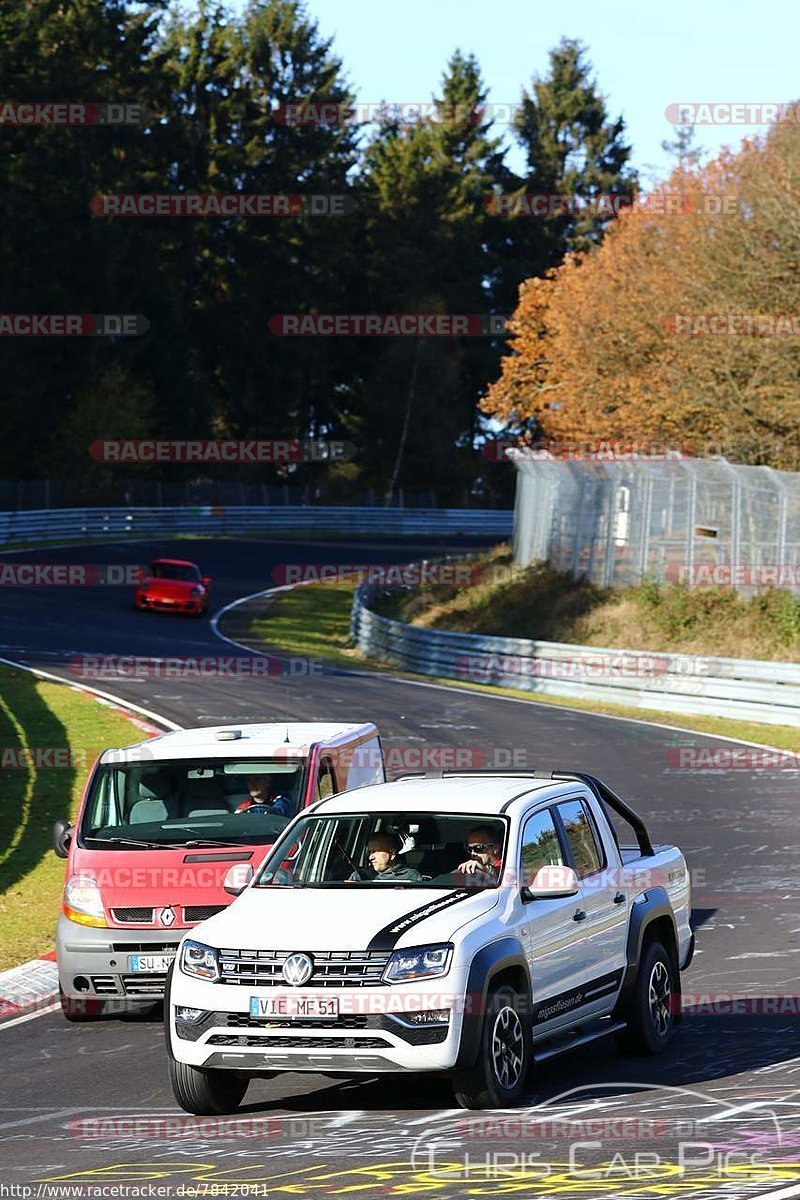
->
[{"left": 348, "top": 832, "right": 423, "bottom": 882}]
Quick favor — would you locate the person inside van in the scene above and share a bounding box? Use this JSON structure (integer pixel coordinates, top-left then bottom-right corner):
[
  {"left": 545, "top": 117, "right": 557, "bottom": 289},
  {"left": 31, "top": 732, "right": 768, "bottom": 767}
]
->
[{"left": 235, "top": 774, "right": 295, "bottom": 818}]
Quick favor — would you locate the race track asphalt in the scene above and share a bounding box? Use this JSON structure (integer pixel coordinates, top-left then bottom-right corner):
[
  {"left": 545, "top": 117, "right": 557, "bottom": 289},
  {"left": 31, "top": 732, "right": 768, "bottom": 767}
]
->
[{"left": 0, "top": 536, "right": 798, "bottom": 1199}]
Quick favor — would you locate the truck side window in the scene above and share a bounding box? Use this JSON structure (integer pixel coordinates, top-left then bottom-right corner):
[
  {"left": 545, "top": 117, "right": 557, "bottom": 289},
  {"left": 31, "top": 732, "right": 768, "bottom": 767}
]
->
[
  {"left": 519, "top": 808, "right": 564, "bottom": 885},
  {"left": 315, "top": 757, "right": 336, "bottom": 800},
  {"left": 556, "top": 799, "right": 603, "bottom": 878}
]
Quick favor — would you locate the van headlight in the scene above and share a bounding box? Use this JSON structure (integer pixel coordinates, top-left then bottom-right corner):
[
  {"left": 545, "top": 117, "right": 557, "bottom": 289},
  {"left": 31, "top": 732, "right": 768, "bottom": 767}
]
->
[
  {"left": 180, "top": 939, "right": 219, "bottom": 982},
  {"left": 64, "top": 875, "right": 107, "bottom": 927},
  {"left": 383, "top": 944, "right": 452, "bottom": 983}
]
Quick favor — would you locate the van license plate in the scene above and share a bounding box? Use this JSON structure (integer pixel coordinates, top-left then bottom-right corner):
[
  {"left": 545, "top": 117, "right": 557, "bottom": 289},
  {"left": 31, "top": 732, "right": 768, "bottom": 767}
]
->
[
  {"left": 129, "top": 954, "right": 173, "bottom": 972},
  {"left": 250, "top": 996, "right": 339, "bottom": 1019}
]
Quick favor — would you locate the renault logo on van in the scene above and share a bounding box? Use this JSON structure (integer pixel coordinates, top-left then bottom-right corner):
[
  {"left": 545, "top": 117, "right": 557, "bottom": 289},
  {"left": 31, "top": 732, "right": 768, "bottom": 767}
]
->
[{"left": 282, "top": 953, "right": 314, "bottom": 986}]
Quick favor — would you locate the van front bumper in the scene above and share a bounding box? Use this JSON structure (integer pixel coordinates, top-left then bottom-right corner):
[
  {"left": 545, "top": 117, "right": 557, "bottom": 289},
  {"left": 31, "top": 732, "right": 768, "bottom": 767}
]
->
[
  {"left": 168, "top": 967, "right": 471, "bottom": 1074},
  {"left": 56, "top": 915, "right": 181, "bottom": 1001}
]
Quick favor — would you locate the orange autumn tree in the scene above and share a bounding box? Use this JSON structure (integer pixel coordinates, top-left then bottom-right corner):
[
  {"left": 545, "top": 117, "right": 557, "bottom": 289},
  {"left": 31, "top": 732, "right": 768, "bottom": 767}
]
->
[{"left": 483, "top": 124, "right": 800, "bottom": 468}]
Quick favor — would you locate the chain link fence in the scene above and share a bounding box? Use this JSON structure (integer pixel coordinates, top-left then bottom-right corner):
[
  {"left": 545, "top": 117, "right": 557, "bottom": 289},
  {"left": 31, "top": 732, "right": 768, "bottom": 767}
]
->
[{"left": 511, "top": 452, "right": 800, "bottom": 593}]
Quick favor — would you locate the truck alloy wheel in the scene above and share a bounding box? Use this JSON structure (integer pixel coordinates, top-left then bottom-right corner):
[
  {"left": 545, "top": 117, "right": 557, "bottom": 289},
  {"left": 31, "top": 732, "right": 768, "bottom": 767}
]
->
[
  {"left": 490, "top": 1004, "right": 526, "bottom": 1091},
  {"left": 452, "top": 984, "right": 532, "bottom": 1108},
  {"left": 616, "top": 940, "right": 677, "bottom": 1055}
]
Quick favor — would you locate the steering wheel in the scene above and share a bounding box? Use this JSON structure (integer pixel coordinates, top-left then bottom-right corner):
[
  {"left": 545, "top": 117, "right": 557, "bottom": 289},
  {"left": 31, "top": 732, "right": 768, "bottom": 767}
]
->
[{"left": 234, "top": 800, "right": 273, "bottom": 816}]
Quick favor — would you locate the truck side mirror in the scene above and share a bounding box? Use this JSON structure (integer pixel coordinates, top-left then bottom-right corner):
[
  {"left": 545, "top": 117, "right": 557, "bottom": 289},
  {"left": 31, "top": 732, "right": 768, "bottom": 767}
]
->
[
  {"left": 522, "top": 864, "right": 579, "bottom": 901},
  {"left": 53, "top": 819, "right": 73, "bottom": 859},
  {"left": 223, "top": 863, "right": 254, "bottom": 896}
]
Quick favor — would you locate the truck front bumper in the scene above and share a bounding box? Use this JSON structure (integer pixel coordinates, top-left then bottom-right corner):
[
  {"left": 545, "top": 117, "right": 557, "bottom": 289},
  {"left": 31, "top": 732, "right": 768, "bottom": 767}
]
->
[{"left": 168, "top": 967, "right": 471, "bottom": 1074}]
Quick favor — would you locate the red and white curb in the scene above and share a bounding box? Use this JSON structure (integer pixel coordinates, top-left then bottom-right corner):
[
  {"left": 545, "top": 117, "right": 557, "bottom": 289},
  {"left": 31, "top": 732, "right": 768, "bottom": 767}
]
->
[{"left": 0, "top": 952, "right": 59, "bottom": 1022}]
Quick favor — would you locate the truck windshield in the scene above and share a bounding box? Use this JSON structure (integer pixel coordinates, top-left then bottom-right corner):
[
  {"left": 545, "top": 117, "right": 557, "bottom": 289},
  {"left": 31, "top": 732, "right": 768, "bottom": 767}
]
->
[
  {"left": 80, "top": 758, "right": 305, "bottom": 848},
  {"left": 254, "top": 811, "right": 508, "bottom": 888}
]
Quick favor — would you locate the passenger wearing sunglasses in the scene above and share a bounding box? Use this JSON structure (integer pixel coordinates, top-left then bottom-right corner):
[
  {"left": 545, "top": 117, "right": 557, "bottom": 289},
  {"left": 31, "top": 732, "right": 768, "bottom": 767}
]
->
[{"left": 454, "top": 827, "right": 503, "bottom": 884}]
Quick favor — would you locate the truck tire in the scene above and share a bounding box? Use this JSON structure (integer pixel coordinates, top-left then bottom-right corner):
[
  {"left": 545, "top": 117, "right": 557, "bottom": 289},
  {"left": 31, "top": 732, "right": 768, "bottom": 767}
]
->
[
  {"left": 451, "top": 983, "right": 532, "bottom": 1109},
  {"left": 59, "top": 988, "right": 106, "bottom": 1022},
  {"left": 616, "top": 940, "right": 677, "bottom": 1055},
  {"left": 168, "top": 1058, "right": 250, "bottom": 1115}
]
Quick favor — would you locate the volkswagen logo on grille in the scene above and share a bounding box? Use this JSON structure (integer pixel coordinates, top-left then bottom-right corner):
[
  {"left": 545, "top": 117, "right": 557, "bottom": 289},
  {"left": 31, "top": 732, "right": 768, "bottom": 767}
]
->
[{"left": 282, "top": 952, "right": 314, "bottom": 986}]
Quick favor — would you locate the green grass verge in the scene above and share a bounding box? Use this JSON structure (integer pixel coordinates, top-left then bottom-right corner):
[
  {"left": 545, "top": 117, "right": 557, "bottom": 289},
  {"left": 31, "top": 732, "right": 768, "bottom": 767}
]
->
[
  {"left": 0, "top": 667, "right": 151, "bottom": 971},
  {"left": 235, "top": 583, "right": 800, "bottom": 753},
  {"left": 376, "top": 544, "right": 800, "bottom": 663}
]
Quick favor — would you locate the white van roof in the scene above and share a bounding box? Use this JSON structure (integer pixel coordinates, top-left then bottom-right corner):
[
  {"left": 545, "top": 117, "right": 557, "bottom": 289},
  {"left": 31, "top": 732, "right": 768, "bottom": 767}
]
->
[{"left": 99, "top": 722, "right": 376, "bottom": 765}]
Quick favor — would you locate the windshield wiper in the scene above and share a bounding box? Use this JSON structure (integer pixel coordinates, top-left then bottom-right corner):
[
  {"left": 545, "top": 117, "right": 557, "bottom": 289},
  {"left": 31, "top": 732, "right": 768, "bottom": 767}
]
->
[
  {"left": 181, "top": 839, "right": 242, "bottom": 848},
  {"left": 85, "top": 836, "right": 172, "bottom": 849}
]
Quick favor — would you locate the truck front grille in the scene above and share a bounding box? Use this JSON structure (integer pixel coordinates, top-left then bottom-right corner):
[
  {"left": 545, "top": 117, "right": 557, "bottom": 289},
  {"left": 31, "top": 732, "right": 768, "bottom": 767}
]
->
[
  {"left": 217, "top": 949, "right": 390, "bottom": 987},
  {"left": 206, "top": 1034, "right": 390, "bottom": 1049}
]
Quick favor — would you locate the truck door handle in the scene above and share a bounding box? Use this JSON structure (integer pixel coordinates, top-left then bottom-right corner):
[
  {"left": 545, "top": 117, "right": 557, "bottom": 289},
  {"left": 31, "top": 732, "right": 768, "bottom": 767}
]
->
[
  {"left": 573, "top": 909, "right": 587, "bottom": 922},
  {"left": 613, "top": 892, "right": 626, "bottom": 904}
]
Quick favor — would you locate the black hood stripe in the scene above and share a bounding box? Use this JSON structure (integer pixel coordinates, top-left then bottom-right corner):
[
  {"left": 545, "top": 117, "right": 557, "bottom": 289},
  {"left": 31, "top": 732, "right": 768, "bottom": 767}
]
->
[{"left": 367, "top": 890, "right": 474, "bottom": 951}]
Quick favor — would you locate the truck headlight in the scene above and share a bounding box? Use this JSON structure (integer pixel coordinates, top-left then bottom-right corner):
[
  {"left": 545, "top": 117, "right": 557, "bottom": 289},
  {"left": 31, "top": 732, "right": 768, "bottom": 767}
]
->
[
  {"left": 383, "top": 944, "right": 452, "bottom": 983},
  {"left": 64, "top": 875, "right": 107, "bottom": 927},
  {"left": 180, "top": 939, "right": 219, "bottom": 982}
]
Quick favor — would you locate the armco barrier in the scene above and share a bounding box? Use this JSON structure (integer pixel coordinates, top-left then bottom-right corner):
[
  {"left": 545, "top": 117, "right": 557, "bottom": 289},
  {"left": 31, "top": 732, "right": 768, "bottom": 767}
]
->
[
  {"left": 0, "top": 506, "right": 512, "bottom": 546},
  {"left": 350, "top": 584, "right": 800, "bottom": 727}
]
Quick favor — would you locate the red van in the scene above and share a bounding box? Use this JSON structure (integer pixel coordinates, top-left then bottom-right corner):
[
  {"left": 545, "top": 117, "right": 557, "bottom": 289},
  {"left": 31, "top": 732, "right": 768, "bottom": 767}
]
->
[{"left": 53, "top": 722, "right": 385, "bottom": 1020}]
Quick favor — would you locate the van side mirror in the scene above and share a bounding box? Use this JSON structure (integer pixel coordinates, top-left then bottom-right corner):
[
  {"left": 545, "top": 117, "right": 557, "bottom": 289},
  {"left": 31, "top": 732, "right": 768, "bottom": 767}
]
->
[
  {"left": 53, "top": 819, "right": 73, "bottom": 859},
  {"left": 201, "top": 577, "right": 211, "bottom": 588},
  {"left": 521, "top": 865, "right": 579, "bottom": 901}
]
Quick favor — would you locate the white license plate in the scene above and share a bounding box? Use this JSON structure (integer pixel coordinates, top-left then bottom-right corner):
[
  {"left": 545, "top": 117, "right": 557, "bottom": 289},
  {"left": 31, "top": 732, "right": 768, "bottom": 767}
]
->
[
  {"left": 129, "top": 954, "right": 174, "bottom": 973},
  {"left": 249, "top": 995, "right": 339, "bottom": 1020}
]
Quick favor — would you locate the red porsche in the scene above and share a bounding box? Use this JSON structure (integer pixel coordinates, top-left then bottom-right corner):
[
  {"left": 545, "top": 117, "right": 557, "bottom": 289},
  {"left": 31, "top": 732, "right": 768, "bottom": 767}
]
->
[{"left": 134, "top": 558, "right": 211, "bottom": 616}]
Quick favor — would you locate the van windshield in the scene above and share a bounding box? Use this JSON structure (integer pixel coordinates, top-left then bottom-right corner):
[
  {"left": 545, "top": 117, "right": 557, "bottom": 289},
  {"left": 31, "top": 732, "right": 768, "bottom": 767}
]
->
[
  {"left": 80, "top": 758, "right": 305, "bottom": 848},
  {"left": 254, "top": 811, "right": 508, "bottom": 888}
]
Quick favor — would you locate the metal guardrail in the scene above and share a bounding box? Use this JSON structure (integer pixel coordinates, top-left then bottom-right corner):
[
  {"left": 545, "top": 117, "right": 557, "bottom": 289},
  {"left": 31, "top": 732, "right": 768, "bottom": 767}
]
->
[
  {"left": 350, "top": 584, "right": 800, "bottom": 727},
  {"left": 0, "top": 506, "right": 513, "bottom": 546}
]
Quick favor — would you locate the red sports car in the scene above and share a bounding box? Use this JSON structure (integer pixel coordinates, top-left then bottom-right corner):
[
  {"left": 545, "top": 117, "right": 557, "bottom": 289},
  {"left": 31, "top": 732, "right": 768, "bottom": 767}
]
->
[{"left": 134, "top": 558, "right": 211, "bottom": 616}]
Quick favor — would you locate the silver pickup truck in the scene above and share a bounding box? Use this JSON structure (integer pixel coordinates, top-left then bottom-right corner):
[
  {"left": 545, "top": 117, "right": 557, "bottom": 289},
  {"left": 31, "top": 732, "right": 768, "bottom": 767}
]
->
[{"left": 166, "top": 769, "right": 694, "bottom": 1112}]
